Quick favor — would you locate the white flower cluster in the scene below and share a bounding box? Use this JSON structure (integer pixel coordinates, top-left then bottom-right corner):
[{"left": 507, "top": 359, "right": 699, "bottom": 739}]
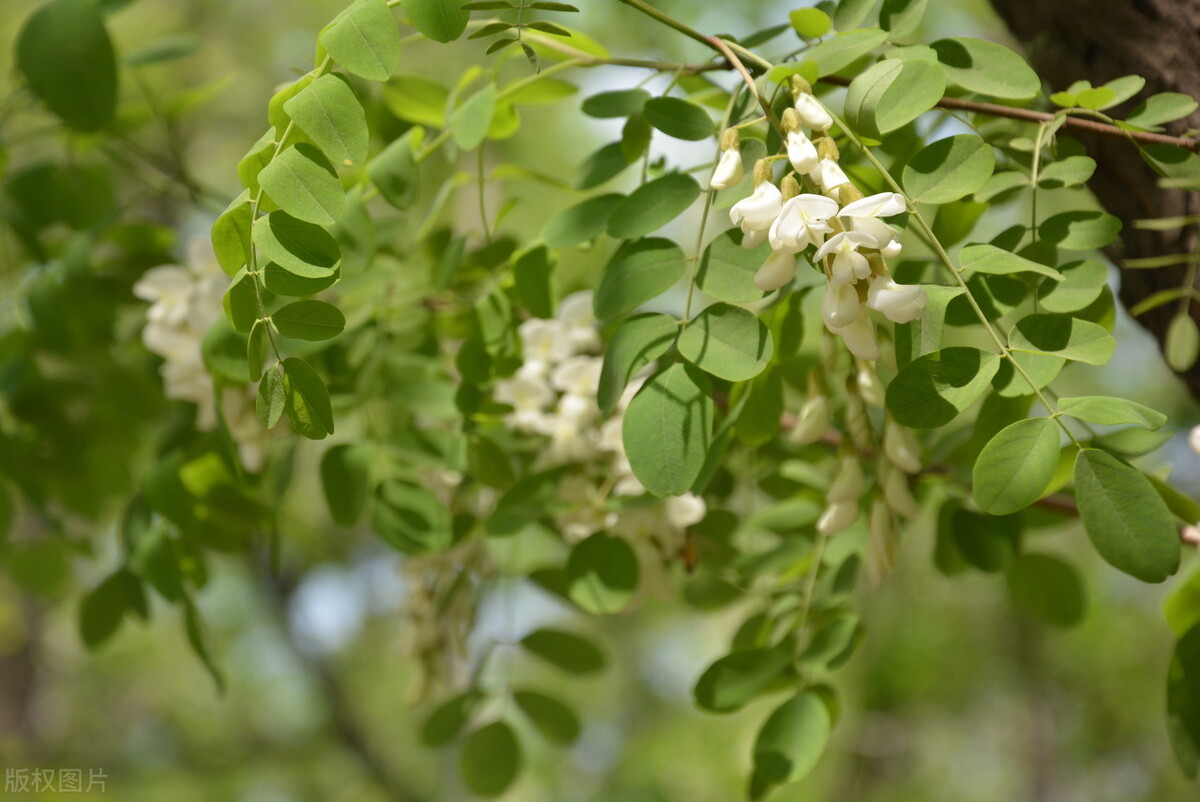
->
[
  {"left": 713, "top": 86, "right": 926, "bottom": 362},
  {"left": 491, "top": 292, "right": 706, "bottom": 570},
  {"left": 133, "top": 238, "right": 267, "bottom": 471}
]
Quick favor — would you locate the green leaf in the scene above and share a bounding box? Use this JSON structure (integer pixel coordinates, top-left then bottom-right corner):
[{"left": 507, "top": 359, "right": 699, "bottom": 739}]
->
[
  {"left": 751, "top": 692, "right": 831, "bottom": 793},
  {"left": 1099, "top": 75, "right": 1146, "bottom": 108},
  {"left": 541, "top": 193, "right": 624, "bottom": 249},
  {"left": 1038, "top": 211, "right": 1122, "bottom": 250},
  {"left": 845, "top": 57, "right": 946, "bottom": 136},
  {"left": 504, "top": 77, "right": 577, "bottom": 106},
  {"left": 421, "top": 691, "right": 482, "bottom": 747},
  {"left": 511, "top": 246, "right": 554, "bottom": 318},
  {"left": 972, "top": 417, "right": 1061, "bottom": 515},
  {"left": 272, "top": 300, "right": 346, "bottom": 342},
  {"left": 894, "top": 285, "right": 962, "bottom": 368},
  {"left": 368, "top": 127, "right": 422, "bottom": 209},
  {"left": 1127, "top": 92, "right": 1199, "bottom": 129},
  {"left": 263, "top": 262, "right": 340, "bottom": 296},
  {"left": 799, "top": 612, "right": 864, "bottom": 669},
  {"left": 253, "top": 211, "right": 342, "bottom": 279},
  {"left": 1009, "top": 314, "right": 1115, "bottom": 365},
  {"left": 1036, "top": 259, "right": 1107, "bottom": 313},
  {"left": 513, "top": 691, "right": 580, "bottom": 745},
  {"left": 384, "top": 73, "right": 448, "bottom": 127},
  {"left": 930, "top": 37, "right": 1040, "bottom": 100},
  {"left": 281, "top": 357, "right": 334, "bottom": 439},
  {"left": 565, "top": 533, "right": 638, "bottom": 614},
  {"left": 460, "top": 721, "right": 522, "bottom": 798},
  {"left": 879, "top": 0, "right": 927, "bottom": 39},
  {"left": 902, "top": 134, "right": 995, "bottom": 204},
  {"left": 125, "top": 33, "right": 202, "bottom": 67},
  {"left": 321, "top": 0, "right": 401, "bottom": 81},
  {"left": 1038, "top": 155, "right": 1096, "bottom": 188},
  {"left": 696, "top": 228, "right": 771, "bottom": 304},
  {"left": 834, "top": 0, "right": 877, "bottom": 28},
  {"left": 212, "top": 194, "right": 253, "bottom": 277},
  {"left": 79, "top": 569, "right": 146, "bottom": 650},
  {"left": 694, "top": 647, "right": 790, "bottom": 714},
  {"left": 574, "top": 142, "right": 635, "bottom": 190},
  {"left": 598, "top": 313, "right": 678, "bottom": 414},
  {"left": 1168, "top": 624, "right": 1200, "bottom": 778},
  {"left": 606, "top": 173, "right": 701, "bottom": 240},
  {"left": 403, "top": 0, "right": 469, "bottom": 43},
  {"left": 17, "top": 0, "right": 117, "bottom": 132},
  {"left": 959, "top": 243, "right": 1062, "bottom": 279},
  {"left": 1075, "top": 86, "right": 1115, "bottom": 110},
  {"left": 1074, "top": 448, "right": 1180, "bottom": 583},
  {"left": 451, "top": 83, "right": 497, "bottom": 150},
  {"left": 237, "top": 128, "right": 276, "bottom": 194},
  {"left": 788, "top": 8, "right": 831, "bottom": 38},
  {"left": 257, "top": 365, "right": 286, "bottom": 429},
  {"left": 885, "top": 347, "right": 1000, "bottom": 428},
  {"left": 247, "top": 320, "right": 268, "bottom": 381},
  {"left": 223, "top": 268, "right": 259, "bottom": 333},
  {"left": 624, "top": 364, "right": 713, "bottom": 496},
  {"left": 643, "top": 96, "right": 714, "bottom": 141},
  {"left": 678, "top": 303, "right": 773, "bottom": 382},
  {"left": 258, "top": 143, "right": 346, "bottom": 225},
  {"left": 595, "top": 237, "right": 687, "bottom": 321},
  {"left": 284, "top": 74, "right": 370, "bottom": 167},
  {"left": 372, "top": 480, "right": 451, "bottom": 553},
  {"left": 950, "top": 508, "right": 1020, "bottom": 573},
  {"left": 974, "top": 170, "right": 1028, "bottom": 203},
  {"left": 1006, "top": 553, "right": 1087, "bottom": 627},
  {"left": 1057, "top": 396, "right": 1166, "bottom": 430},
  {"left": 804, "top": 29, "right": 888, "bottom": 76},
  {"left": 321, "top": 443, "right": 372, "bottom": 525},
  {"left": 1165, "top": 569, "right": 1200, "bottom": 638},
  {"left": 1167, "top": 313, "right": 1200, "bottom": 372},
  {"left": 520, "top": 628, "right": 605, "bottom": 674},
  {"left": 581, "top": 88, "right": 650, "bottom": 118}
]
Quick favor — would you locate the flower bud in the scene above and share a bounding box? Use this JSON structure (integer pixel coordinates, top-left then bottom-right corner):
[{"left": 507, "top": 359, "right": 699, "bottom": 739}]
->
[
  {"left": 867, "top": 497, "right": 897, "bottom": 583},
  {"left": 709, "top": 147, "right": 744, "bottom": 190},
  {"left": 815, "top": 137, "right": 840, "bottom": 162},
  {"left": 868, "top": 275, "right": 926, "bottom": 324},
  {"left": 881, "top": 460, "right": 921, "bottom": 517},
  {"left": 780, "top": 173, "right": 802, "bottom": 201},
  {"left": 753, "top": 249, "right": 797, "bottom": 292},
  {"left": 835, "top": 313, "right": 879, "bottom": 362},
  {"left": 818, "top": 499, "right": 859, "bottom": 536},
  {"left": 880, "top": 240, "right": 903, "bottom": 260},
  {"left": 857, "top": 363, "right": 885, "bottom": 408},
  {"left": 719, "top": 127, "right": 740, "bottom": 152},
  {"left": 883, "top": 422, "right": 922, "bottom": 474},
  {"left": 786, "top": 130, "right": 820, "bottom": 174},
  {"left": 837, "top": 184, "right": 864, "bottom": 205},
  {"left": 790, "top": 394, "right": 831, "bottom": 445},
  {"left": 822, "top": 282, "right": 860, "bottom": 329},
  {"left": 828, "top": 455, "right": 864, "bottom": 503},
  {"left": 794, "top": 91, "right": 833, "bottom": 131},
  {"left": 790, "top": 75, "right": 814, "bottom": 97}
]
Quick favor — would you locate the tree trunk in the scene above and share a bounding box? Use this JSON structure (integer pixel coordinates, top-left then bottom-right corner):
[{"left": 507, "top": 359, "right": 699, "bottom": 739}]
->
[{"left": 989, "top": 0, "right": 1200, "bottom": 397}]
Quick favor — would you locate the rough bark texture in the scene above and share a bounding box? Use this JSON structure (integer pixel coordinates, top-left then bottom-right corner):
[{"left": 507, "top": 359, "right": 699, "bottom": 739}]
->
[{"left": 990, "top": 0, "right": 1200, "bottom": 397}]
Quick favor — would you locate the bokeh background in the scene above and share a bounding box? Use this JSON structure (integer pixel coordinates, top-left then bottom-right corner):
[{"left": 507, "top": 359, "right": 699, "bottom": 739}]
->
[{"left": 1, "top": 1, "right": 1199, "bottom": 800}]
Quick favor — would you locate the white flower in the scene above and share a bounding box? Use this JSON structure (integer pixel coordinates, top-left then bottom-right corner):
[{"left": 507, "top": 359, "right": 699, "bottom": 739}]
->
[
  {"left": 786, "top": 130, "right": 819, "bottom": 174},
  {"left": 857, "top": 364, "right": 885, "bottom": 408},
  {"left": 730, "top": 180, "right": 783, "bottom": 233},
  {"left": 867, "top": 275, "right": 926, "bottom": 324},
  {"left": 550, "top": 355, "right": 602, "bottom": 397},
  {"left": 494, "top": 374, "right": 554, "bottom": 432},
  {"left": 539, "top": 416, "right": 599, "bottom": 464},
  {"left": 1189, "top": 425, "right": 1200, "bottom": 455},
  {"left": 556, "top": 393, "right": 599, "bottom": 426},
  {"left": 882, "top": 460, "right": 921, "bottom": 517},
  {"left": 828, "top": 456, "right": 864, "bottom": 503},
  {"left": 838, "top": 192, "right": 906, "bottom": 250},
  {"left": 768, "top": 193, "right": 838, "bottom": 253},
  {"left": 814, "top": 158, "right": 851, "bottom": 195},
  {"left": 221, "top": 387, "right": 268, "bottom": 472},
  {"left": 818, "top": 500, "right": 859, "bottom": 535},
  {"left": 710, "top": 147, "right": 744, "bottom": 190},
  {"left": 880, "top": 240, "right": 903, "bottom": 259},
  {"left": 834, "top": 313, "right": 879, "bottom": 361},
  {"left": 517, "top": 318, "right": 573, "bottom": 376},
  {"left": 557, "top": 290, "right": 602, "bottom": 353},
  {"left": 134, "top": 265, "right": 195, "bottom": 328},
  {"left": 815, "top": 231, "right": 874, "bottom": 286},
  {"left": 884, "top": 422, "right": 922, "bottom": 474},
  {"left": 741, "top": 227, "right": 769, "bottom": 249},
  {"left": 666, "top": 493, "right": 706, "bottom": 529},
  {"left": 791, "top": 394, "right": 830, "bottom": 445},
  {"left": 753, "top": 249, "right": 798, "bottom": 292},
  {"left": 822, "top": 282, "right": 861, "bottom": 330},
  {"left": 794, "top": 92, "right": 833, "bottom": 131}
]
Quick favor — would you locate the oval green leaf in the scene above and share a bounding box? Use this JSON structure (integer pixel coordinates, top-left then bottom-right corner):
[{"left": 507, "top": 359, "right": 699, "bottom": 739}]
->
[
  {"left": 17, "top": 0, "right": 117, "bottom": 132},
  {"left": 321, "top": 0, "right": 401, "bottom": 81},
  {"left": 283, "top": 74, "right": 370, "bottom": 167},
  {"left": 520, "top": 628, "right": 605, "bottom": 674},
  {"left": 678, "top": 303, "right": 774, "bottom": 382},
  {"left": 606, "top": 172, "right": 701, "bottom": 240},
  {"left": 1009, "top": 314, "right": 1115, "bottom": 365},
  {"left": 902, "top": 134, "right": 996, "bottom": 204},
  {"left": 460, "top": 721, "right": 521, "bottom": 798},
  {"left": 931, "top": 36, "right": 1041, "bottom": 100},
  {"left": 972, "top": 417, "right": 1061, "bottom": 515},
  {"left": 1006, "top": 553, "right": 1087, "bottom": 627},
  {"left": 595, "top": 237, "right": 687, "bottom": 321},
  {"left": 643, "top": 96, "right": 714, "bottom": 141},
  {"left": 258, "top": 143, "right": 346, "bottom": 225},
  {"left": 566, "top": 532, "right": 639, "bottom": 614},
  {"left": 885, "top": 347, "right": 1000, "bottom": 428},
  {"left": 623, "top": 363, "right": 713, "bottom": 496},
  {"left": 598, "top": 313, "right": 678, "bottom": 414}
]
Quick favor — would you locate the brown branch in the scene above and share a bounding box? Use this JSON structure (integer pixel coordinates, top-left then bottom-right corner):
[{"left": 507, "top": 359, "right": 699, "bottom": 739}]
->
[
  {"left": 706, "top": 36, "right": 783, "bottom": 134},
  {"left": 817, "top": 74, "right": 1200, "bottom": 152}
]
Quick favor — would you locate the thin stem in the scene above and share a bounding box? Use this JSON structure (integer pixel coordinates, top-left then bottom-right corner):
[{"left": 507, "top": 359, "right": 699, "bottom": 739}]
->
[
  {"left": 614, "top": 0, "right": 712, "bottom": 48},
  {"left": 706, "top": 36, "right": 782, "bottom": 136},
  {"left": 476, "top": 146, "right": 492, "bottom": 243}
]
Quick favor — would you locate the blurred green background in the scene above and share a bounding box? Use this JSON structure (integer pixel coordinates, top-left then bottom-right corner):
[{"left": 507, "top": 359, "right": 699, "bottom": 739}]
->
[{"left": 1, "top": 1, "right": 1198, "bottom": 801}]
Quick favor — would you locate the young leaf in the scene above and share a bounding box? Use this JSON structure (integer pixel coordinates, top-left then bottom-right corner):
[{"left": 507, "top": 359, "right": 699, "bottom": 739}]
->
[
  {"left": 520, "top": 628, "right": 605, "bottom": 674},
  {"left": 272, "top": 300, "right": 346, "bottom": 342},
  {"left": 1057, "top": 396, "right": 1166, "bottom": 430},
  {"left": 257, "top": 143, "right": 347, "bottom": 225},
  {"left": 902, "top": 134, "right": 995, "bottom": 204},
  {"left": 281, "top": 357, "right": 334, "bottom": 439},
  {"left": 460, "top": 721, "right": 522, "bottom": 798},
  {"left": 643, "top": 96, "right": 715, "bottom": 141},
  {"left": 678, "top": 303, "right": 774, "bottom": 382},
  {"left": 972, "top": 417, "right": 1061, "bottom": 515},
  {"left": 623, "top": 363, "right": 713, "bottom": 496},
  {"left": 606, "top": 173, "right": 701, "bottom": 240},
  {"left": 598, "top": 313, "right": 678, "bottom": 414},
  {"left": 885, "top": 347, "right": 1001, "bottom": 428},
  {"left": 450, "top": 83, "right": 497, "bottom": 150},
  {"left": 931, "top": 36, "right": 1041, "bottom": 100},
  {"left": 1006, "top": 553, "right": 1087, "bottom": 627},
  {"left": 1127, "top": 92, "right": 1199, "bottom": 129},
  {"left": 321, "top": 0, "right": 402, "bottom": 81},
  {"left": 257, "top": 365, "right": 286, "bottom": 429},
  {"left": 17, "top": 0, "right": 118, "bottom": 132},
  {"left": 1074, "top": 448, "right": 1180, "bottom": 583},
  {"left": 283, "top": 74, "right": 370, "bottom": 167},
  {"left": 403, "top": 0, "right": 469, "bottom": 43},
  {"left": 594, "top": 237, "right": 687, "bottom": 321},
  {"left": 788, "top": 8, "right": 831, "bottom": 38}
]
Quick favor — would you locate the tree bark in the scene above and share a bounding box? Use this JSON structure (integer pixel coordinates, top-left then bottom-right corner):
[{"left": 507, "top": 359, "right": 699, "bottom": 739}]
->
[{"left": 989, "top": 0, "right": 1200, "bottom": 397}]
